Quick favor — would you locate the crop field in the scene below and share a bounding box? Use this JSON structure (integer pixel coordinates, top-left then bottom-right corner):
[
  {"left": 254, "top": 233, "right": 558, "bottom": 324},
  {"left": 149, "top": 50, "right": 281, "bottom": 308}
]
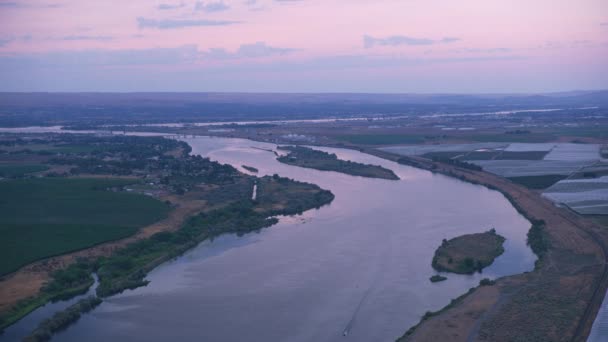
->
[
  {"left": 545, "top": 177, "right": 608, "bottom": 193},
  {"left": 420, "top": 150, "right": 549, "bottom": 161},
  {"left": 544, "top": 143, "right": 600, "bottom": 161},
  {"left": 504, "top": 143, "right": 556, "bottom": 152},
  {"left": 383, "top": 142, "right": 608, "bottom": 215},
  {"left": 337, "top": 134, "right": 425, "bottom": 145},
  {"left": 383, "top": 143, "right": 600, "bottom": 162},
  {"left": 381, "top": 143, "right": 507, "bottom": 156},
  {"left": 543, "top": 176, "right": 608, "bottom": 215},
  {"left": 383, "top": 143, "right": 601, "bottom": 178},
  {"left": 0, "top": 164, "right": 49, "bottom": 177},
  {"left": 571, "top": 162, "right": 608, "bottom": 179},
  {"left": 474, "top": 160, "right": 592, "bottom": 177},
  {"left": 0, "top": 178, "right": 170, "bottom": 276},
  {"left": 3, "top": 143, "right": 103, "bottom": 154},
  {"left": 466, "top": 133, "right": 557, "bottom": 143},
  {"left": 473, "top": 144, "right": 600, "bottom": 177},
  {"left": 507, "top": 175, "right": 567, "bottom": 189},
  {"left": 469, "top": 151, "right": 549, "bottom": 160}
]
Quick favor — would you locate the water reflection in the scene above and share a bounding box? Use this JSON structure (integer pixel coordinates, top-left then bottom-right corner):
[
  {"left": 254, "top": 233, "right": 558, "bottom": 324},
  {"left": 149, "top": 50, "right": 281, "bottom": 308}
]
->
[
  {"left": 52, "top": 136, "right": 535, "bottom": 342},
  {"left": 0, "top": 275, "right": 99, "bottom": 342}
]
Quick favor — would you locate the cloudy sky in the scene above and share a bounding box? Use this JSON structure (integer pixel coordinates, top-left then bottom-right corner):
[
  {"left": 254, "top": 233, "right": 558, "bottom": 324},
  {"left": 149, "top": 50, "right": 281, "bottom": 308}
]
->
[{"left": 0, "top": 0, "right": 607, "bottom": 92}]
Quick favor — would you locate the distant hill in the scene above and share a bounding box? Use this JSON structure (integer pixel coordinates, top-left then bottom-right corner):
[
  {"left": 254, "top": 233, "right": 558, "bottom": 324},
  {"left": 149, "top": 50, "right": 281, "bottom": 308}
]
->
[{"left": 0, "top": 91, "right": 606, "bottom": 127}]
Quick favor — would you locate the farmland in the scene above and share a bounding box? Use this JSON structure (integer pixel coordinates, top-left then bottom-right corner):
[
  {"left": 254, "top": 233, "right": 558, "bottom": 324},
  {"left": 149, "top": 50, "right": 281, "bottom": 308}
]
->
[
  {"left": 0, "top": 164, "right": 48, "bottom": 178},
  {"left": 336, "top": 134, "right": 425, "bottom": 145},
  {"left": 0, "top": 178, "right": 170, "bottom": 276},
  {"left": 0, "top": 133, "right": 336, "bottom": 337},
  {"left": 507, "top": 175, "right": 567, "bottom": 189},
  {"left": 544, "top": 177, "right": 608, "bottom": 215},
  {"left": 381, "top": 141, "right": 608, "bottom": 214},
  {"left": 0, "top": 92, "right": 607, "bottom": 341}
]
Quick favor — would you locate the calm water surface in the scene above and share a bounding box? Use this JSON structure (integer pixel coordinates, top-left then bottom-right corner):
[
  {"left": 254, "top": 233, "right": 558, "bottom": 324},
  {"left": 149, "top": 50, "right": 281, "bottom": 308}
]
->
[
  {"left": 0, "top": 130, "right": 536, "bottom": 342},
  {"left": 52, "top": 136, "right": 535, "bottom": 342},
  {"left": 0, "top": 275, "right": 98, "bottom": 341}
]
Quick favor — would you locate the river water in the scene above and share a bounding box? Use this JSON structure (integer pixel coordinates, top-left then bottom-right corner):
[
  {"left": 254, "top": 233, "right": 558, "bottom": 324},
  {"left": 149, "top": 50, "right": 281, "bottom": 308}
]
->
[
  {"left": 0, "top": 132, "right": 536, "bottom": 341},
  {"left": 0, "top": 275, "right": 99, "bottom": 341}
]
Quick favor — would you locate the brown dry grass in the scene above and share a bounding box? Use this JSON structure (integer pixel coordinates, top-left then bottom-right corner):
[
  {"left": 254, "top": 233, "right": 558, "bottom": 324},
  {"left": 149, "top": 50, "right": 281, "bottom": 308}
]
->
[{"left": 405, "top": 282, "right": 504, "bottom": 341}]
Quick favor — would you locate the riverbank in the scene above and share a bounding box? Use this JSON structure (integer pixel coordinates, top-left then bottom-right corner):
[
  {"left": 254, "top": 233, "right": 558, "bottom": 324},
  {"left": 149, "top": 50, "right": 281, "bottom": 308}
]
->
[
  {"left": 0, "top": 132, "right": 548, "bottom": 337},
  {"left": 362, "top": 148, "right": 608, "bottom": 342},
  {"left": 0, "top": 188, "right": 208, "bottom": 333},
  {"left": 0, "top": 175, "right": 333, "bottom": 337},
  {"left": 95, "top": 175, "right": 334, "bottom": 298},
  {"left": 0, "top": 134, "right": 335, "bottom": 336}
]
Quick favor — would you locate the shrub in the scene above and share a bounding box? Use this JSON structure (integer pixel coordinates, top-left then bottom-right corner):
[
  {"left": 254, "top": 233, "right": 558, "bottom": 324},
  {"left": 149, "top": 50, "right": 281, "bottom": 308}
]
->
[{"left": 479, "top": 278, "right": 496, "bottom": 286}]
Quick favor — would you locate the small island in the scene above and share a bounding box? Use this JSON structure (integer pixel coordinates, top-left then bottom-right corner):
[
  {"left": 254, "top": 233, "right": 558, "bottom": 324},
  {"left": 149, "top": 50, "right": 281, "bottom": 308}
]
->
[
  {"left": 242, "top": 165, "right": 258, "bottom": 173},
  {"left": 430, "top": 275, "right": 447, "bottom": 283},
  {"left": 276, "top": 146, "right": 399, "bottom": 180},
  {"left": 432, "top": 229, "right": 506, "bottom": 274}
]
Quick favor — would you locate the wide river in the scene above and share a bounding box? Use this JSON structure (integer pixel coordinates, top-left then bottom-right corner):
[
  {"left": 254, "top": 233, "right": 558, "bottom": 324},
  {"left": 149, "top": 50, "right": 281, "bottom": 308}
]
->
[{"left": 1, "top": 133, "right": 536, "bottom": 341}]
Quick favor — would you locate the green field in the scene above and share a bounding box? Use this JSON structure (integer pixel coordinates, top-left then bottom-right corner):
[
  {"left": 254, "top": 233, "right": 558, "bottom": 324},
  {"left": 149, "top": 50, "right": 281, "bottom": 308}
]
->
[
  {"left": 336, "top": 134, "right": 425, "bottom": 145},
  {"left": 6, "top": 143, "right": 103, "bottom": 154},
  {"left": 0, "top": 164, "right": 49, "bottom": 177},
  {"left": 0, "top": 178, "right": 170, "bottom": 276},
  {"left": 467, "top": 133, "right": 556, "bottom": 143}
]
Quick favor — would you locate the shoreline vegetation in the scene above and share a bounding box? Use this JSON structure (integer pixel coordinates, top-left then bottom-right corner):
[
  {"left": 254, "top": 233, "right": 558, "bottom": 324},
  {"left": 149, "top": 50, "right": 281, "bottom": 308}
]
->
[
  {"left": 19, "top": 175, "right": 334, "bottom": 339},
  {"left": 95, "top": 175, "right": 334, "bottom": 298},
  {"left": 397, "top": 277, "right": 497, "bottom": 341},
  {"left": 19, "top": 173, "right": 336, "bottom": 339},
  {"left": 2, "top": 132, "right": 604, "bottom": 341},
  {"left": 431, "top": 229, "right": 506, "bottom": 274},
  {"left": 276, "top": 145, "right": 399, "bottom": 180},
  {"left": 429, "top": 275, "right": 447, "bottom": 283},
  {"left": 23, "top": 296, "right": 102, "bottom": 342}
]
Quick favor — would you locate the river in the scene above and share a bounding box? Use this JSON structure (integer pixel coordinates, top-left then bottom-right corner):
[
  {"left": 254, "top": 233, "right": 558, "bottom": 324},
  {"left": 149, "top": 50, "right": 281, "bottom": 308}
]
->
[{"left": 0, "top": 132, "right": 536, "bottom": 341}]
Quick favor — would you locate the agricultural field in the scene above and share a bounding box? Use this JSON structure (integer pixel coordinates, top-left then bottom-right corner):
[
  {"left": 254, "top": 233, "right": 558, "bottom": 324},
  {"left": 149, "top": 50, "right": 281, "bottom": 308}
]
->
[
  {"left": 504, "top": 143, "right": 557, "bottom": 152},
  {"left": 336, "top": 134, "right": 425, "bottom": 145},
  {"left": 383, "top": 141, "right": 608, "bottom": 211},
  {"left": 383, "top": 142, "right": 602, "bottom": 178},
  {"left": 569, "top": 162, "right": 608, "bottom": 179},
  {"left": 0, "top": 164, "right": 48, "bottom": 177},
  {"left": 543, "top": 177, "right": 608, "bottom": 215},
  {"left": 381, "top": 143, "right": 508, "bottom": 156},
  {"left": 0, "top": 178, "right": 170, "bottom": 276},
  {"left": 507, "top": 175, "right": 568, "bottom": 189},
  {"left": 544, "top": 143, "right": 601, "bottom": 161},
  {"left": 473, "top": 160, "right": 588, "bottom": 177}
]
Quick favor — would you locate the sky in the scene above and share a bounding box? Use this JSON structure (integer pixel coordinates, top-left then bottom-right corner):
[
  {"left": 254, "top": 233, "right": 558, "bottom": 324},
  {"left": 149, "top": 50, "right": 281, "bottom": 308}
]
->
[{"left": 0, "top": 0, "right": 607, "bottom": 93}]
